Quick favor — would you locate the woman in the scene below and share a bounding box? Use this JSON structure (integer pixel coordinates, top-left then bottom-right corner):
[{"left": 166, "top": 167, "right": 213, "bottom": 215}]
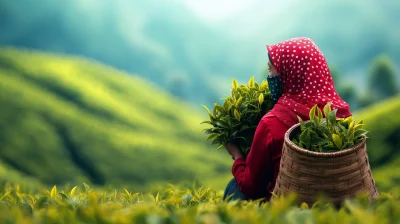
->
[{"left": 223, "top": 37, "right": 352, "bottom": 201}]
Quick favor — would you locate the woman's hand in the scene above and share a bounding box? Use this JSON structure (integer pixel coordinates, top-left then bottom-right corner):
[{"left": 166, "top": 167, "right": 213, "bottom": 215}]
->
[{"left": 224, "top": 143, "right": 244, "bottom": 160}]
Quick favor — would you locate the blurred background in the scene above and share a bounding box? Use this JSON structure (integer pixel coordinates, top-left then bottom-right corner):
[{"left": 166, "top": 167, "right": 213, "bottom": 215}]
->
[{"left": 0, "top": 0, "right": 399, "bottom": 192}]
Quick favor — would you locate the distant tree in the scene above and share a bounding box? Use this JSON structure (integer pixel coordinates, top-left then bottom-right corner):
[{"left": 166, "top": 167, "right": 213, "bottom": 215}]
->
[
  {"left": 329, "top": 65, "right": 341, "bottom": 87},
  {"left": 358, "top": 94, "right": 375, "bottom": 109},
  {"left": 338, "top": 83, "right": 357, "bottom": 107},
  {"left": 368, "top": 54, "right": 399, "bottom": 101},
  {"left": 329, "top": 65, "right": 360, "bottom": 109},
  {"left": 165, "top": 71, "right": 189, "bottom": 99}
]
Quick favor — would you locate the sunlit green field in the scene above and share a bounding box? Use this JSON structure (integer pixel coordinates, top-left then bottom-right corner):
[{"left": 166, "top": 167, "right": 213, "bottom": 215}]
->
[{"left": 0, "top": 47, "right": 231, "bottom": 191}]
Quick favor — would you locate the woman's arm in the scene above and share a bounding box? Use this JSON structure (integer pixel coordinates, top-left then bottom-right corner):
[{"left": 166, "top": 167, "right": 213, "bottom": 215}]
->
[{"left": 231, "top": 119, "right": 273, "bottom": 199}]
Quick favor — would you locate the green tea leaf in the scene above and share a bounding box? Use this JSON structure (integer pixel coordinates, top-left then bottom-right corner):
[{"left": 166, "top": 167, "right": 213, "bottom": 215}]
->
[
  {"left": 204, "top": 129, "right": 213, "bottom": 135},
  {"left": 213, "top": 104, "right": 217, "bottom": 116},
  {"left": 50, "top": 186, "right": 57, "bottom": 199},
  {"left": 338, "top": 119, "right": 347, "bottom": 128},
  {"left": 36, "top": 196, "right": 48, "bottom": 208},
  {"left": 309, "top": 104, "right": 317, "bottom": 121},
  {"left": 0, "top": 192, "right": 10, "bottom": 201},
  {"left": 344, "top": 116, "right": 354, "bottom": 125},
  {"left": 215, "top": 121, "right": 230, "bottom": 129},
  {"left": 313, "top": 114, "right": 319, "bottom": 127},
  {"left": 317, "top": 106, "right": 323, "bottom": 121},
  {"left": 322, "top": 143, "right": 336, "bottom": 152},
  {"left": 248, "top": 76, "right": 255, "bottom": 88},
  {"left": 300, "top": 202, "right": 309, "bottom": 209},
  {"left": 327, "top": 109, "right": 337, "bottom": 126},
  {"left": 349, "top": 120, "right": 355, "bottom": 130},
  {"left": 202, "top": 105, "right": 212, "bottom": 116},
  {"left": 258, "top": 93, "right": 264, "bottom": 105},
  {"left": 234, "top": 109, "right": 241, "bottom": 121},
  {"left": 299, "top": 128, "right": 311, "bottom": 147},
  {"left": 235, "top": 97, "right": 243, "bottom": 108},
  {"left": 304, "top": 122, "right": 313, "bottom": 129},
  {"left": 83, "top": 183, "right": 91, "bottom": 192},
  {"left": 354, "top": 123, "right": 364, "bottom": 131},
  {"left": 337, "top": 123, "right": 348, "bottom": 135},
  {"left": 206, "top": 133, "right": 218, "bottom": 141},
  {"left": 297, "top": 116, "right": 303, "bottom": 124},
  {"left": 211, "top": 138, "right": 221, "bottom": 145},
  {"left": 332, "top": 134, "right": 342, "bottom": 149},
  {"left": 354, "top": 129, "right": 368, "bottom": 139},
  {"left": 323, "top": 102, "right": 332, "bottom": 117},
  {"left": 318, "top": 125, "right": 330, "bottom": 136},
  {"left": 216, "top": 145, "right": 225, "bottom": 150},
  {"left": 59, "top": 192, "right": 69, "bottom": 200},
  {"left": 70, "top": 186, "right": 77, "bottom": 197},
  {"left": 232, "top": 78, "right": 239, "bottom": 88}
]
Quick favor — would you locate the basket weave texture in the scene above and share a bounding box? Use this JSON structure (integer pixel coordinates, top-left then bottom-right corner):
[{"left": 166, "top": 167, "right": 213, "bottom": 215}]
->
[{"left": 272, "top": 122, "right": 379, "bottom": 206}]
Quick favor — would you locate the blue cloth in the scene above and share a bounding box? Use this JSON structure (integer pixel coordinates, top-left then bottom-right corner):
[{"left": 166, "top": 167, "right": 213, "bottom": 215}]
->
[{"left": 223, "top": 178, "right": 247, "bottom": 201}]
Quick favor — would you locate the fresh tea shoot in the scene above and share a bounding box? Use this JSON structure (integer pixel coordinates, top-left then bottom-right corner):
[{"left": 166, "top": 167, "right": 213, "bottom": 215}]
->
[
  {"left": 201, "top": 77, "right": 275, "bottom": 156},
  {"left": 0, "top": 182, "right": 400, "bottom": 224},
  {"left": 292, "top": 102, "right": 368, "bottom": 152}
]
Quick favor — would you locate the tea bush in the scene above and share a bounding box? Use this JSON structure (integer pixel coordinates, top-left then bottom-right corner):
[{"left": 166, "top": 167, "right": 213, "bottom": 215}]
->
[{"left": 0, "top": 182, "right": 399, "bottom": 224}]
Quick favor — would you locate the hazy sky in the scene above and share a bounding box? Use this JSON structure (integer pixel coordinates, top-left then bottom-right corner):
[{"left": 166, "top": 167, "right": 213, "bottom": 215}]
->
[
  {"left": 182, "top": 0, "right": 257, "bottom": 23},
  {"left": 181, "top": 0, "right": 291, "bottom": 26}
]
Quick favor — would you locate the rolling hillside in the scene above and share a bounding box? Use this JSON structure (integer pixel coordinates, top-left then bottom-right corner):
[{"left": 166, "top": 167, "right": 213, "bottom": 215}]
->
[
  {"left": 353, "top": 94, "right": 400, "bottom": 166},
  {"left": 353, "top": 94, "right": 400, "bottom": 192},
  {"left": 0, "top": 47, "right": 231, "bottom": 190}
]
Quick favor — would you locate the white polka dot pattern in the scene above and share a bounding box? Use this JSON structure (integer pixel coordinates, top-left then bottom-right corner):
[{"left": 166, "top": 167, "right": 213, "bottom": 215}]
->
[{"left": 266, "top": 37, "right": 350, "bottom": 117}]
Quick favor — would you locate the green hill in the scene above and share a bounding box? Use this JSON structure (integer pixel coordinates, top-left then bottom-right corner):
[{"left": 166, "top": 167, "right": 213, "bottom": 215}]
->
[
  {"left": 352, "top": 94, "right": 400, "bottom": 192},
  {"left": 0, "top": 47, "right": 231, "bottom": 190},
  {"left": 353, "top": 94, "right": 400, "bottom": 166}
]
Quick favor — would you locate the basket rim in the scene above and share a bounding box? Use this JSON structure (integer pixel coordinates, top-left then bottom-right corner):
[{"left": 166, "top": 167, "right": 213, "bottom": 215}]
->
[{"left": 284, "top": 121, "right": 367, "bottom": 158}]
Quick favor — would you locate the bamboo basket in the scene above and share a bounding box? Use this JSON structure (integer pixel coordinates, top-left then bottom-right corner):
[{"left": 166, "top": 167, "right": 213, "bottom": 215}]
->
[{"left": 272, "top": 122, "right": 379, "bottom": 207}]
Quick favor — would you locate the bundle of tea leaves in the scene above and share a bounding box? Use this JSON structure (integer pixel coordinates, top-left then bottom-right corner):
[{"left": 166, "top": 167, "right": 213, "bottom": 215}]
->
[
  {"left": 292, "top": 102, "right": 369, "bottom": 152},
  {"left": 201, "top": 76, "right": 275, "bottom": 156}
]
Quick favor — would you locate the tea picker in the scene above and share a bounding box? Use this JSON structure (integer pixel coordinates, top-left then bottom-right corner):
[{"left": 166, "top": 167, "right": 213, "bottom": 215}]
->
[{"left": 201, "top": 37, "right": 378, "bottom": 205}]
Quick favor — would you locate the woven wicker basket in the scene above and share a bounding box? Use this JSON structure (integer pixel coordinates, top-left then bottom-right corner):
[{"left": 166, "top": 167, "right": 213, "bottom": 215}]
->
[{"left": 272, "top": 122, "right": 379, "bottom": 207}]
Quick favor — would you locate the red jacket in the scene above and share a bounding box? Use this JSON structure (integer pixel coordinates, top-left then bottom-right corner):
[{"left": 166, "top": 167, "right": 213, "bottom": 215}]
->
[{"left": 232, "top": 110, "right": 292, "bottom": 201}]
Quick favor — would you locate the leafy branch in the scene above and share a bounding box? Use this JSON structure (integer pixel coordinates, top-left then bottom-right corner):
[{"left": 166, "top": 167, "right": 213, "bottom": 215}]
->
[{"left": 201, "top": 76, "right": 275, "bottom": 156}]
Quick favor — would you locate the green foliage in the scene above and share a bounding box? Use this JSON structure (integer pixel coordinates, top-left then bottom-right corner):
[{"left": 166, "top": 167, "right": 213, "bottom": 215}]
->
[
  {"left": 338, "top": 83, "right": 358, "bottom": 107},
  {"left": 292, "top": 103, "right": 368, "bottom": 152},
  {"left": 373, "top": 158, "right": 400, "bottom": 193},
  {"left": 0, "top": 48, "right": 230, "bottom": 190},
  {"left": 201, "top": 77, "right": 275, "bottom": 156},
  {"left": 0, "top": 182, "right": 400, "bottom": 223},
  {"left": 368, "top": 54, "right": 399, "bottom": 102}
]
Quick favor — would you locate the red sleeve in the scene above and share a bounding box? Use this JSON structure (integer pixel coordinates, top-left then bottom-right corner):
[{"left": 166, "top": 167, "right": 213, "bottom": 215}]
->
[{"left": 232, "top": 118, "right": 274, "bottom": 199}]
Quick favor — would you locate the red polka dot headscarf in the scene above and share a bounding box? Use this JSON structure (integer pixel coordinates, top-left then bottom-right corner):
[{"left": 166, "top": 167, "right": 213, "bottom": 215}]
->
[{"left": 266, "top": 37, "right": 352, "bottom": 120}]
